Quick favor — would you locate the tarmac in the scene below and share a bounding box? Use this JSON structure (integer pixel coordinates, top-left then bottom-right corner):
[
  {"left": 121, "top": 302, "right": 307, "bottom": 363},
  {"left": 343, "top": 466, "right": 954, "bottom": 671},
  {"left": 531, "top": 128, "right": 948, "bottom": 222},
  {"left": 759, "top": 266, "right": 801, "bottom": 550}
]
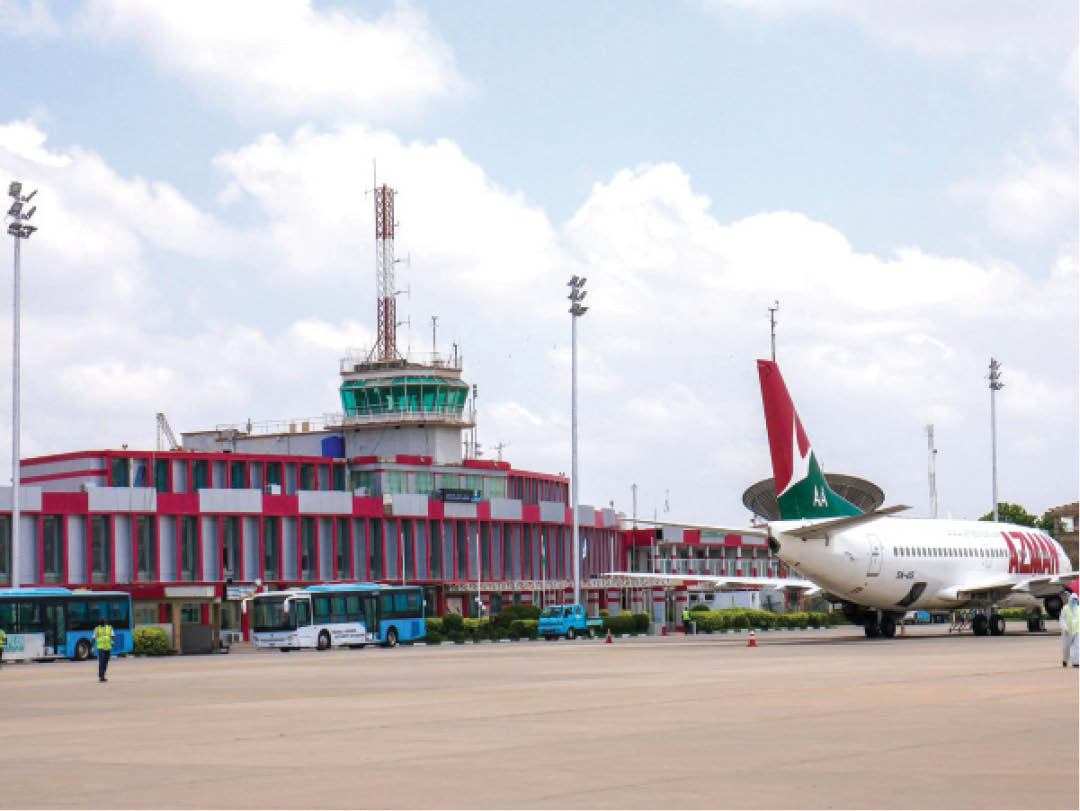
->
[{"left": 1, "top": 624, "right": 1076, "bottom": 810}]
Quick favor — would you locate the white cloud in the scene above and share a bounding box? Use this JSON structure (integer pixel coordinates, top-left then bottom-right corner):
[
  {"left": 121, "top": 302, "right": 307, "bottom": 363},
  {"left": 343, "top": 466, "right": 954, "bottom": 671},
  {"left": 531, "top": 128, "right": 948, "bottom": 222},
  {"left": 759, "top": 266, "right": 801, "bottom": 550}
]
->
[
  {"left": 76, "top": 0, "right": 466, "bottom": 120},
  {"left": 0, "top": 0, "right": 58, "bottom": 36},
  {"left": 707, "top": 0, "right": 1077, "bottom": 61},
  {"left": 0, "top": 120, "right": 1074, "bottom": 527}
]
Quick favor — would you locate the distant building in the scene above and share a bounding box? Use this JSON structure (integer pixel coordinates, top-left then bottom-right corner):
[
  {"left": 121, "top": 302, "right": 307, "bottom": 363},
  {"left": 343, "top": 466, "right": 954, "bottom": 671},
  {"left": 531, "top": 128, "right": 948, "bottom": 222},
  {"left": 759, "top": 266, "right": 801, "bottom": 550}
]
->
[{"left": 1045, "top": 502, "right": 1078, "bottom": 569}]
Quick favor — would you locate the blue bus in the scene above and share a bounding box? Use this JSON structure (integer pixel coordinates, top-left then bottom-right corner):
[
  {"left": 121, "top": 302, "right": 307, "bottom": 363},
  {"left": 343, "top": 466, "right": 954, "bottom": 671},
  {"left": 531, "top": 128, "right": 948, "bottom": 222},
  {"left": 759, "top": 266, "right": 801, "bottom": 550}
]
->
[
  {"left": 249, "top": 583, "right": 425, "bottom": 650},
  {"left": 0, "top": 588, "right": 133, "bottom": 661}
]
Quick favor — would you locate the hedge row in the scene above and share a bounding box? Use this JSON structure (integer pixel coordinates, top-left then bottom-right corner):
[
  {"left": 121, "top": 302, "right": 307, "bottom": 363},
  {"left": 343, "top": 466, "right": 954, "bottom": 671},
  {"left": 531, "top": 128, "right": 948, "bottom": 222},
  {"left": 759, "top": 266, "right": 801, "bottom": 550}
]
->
[
  {"left": 600, "top": 612, "right": 651, "bottom": 634},
  {"left": 424, "top": 607, "right": 544, "bottom": 643},
  {"left": 688, "top": 608, "right": 836, "bottom": 631},
  {"left": 133, "top": 626, "right": 170, "bottom": 655}
]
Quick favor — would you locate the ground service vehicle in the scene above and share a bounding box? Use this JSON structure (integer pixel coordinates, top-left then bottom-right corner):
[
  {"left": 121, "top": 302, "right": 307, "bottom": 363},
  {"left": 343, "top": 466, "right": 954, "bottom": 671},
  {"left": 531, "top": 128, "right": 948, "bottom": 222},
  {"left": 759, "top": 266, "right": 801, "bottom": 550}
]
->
[
  {"left": 249, "top": 583, "right": 425, "bottom": 650},
  {"left": 0, "top": 587, "right": 133, "bottom": 660},
  {"left": 538, "top": 604, "right": 603, "bottom": 639}
]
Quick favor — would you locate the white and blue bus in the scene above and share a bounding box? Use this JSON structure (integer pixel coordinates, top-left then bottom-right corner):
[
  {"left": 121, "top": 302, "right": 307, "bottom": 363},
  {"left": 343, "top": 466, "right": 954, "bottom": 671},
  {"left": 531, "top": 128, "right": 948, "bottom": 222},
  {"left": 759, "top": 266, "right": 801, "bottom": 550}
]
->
[
  {"left": 0, "top": 588, "right": 133, "bottom": 661},
  {"left": 249, "top": 583, "right": 425, "bottom": 651}
]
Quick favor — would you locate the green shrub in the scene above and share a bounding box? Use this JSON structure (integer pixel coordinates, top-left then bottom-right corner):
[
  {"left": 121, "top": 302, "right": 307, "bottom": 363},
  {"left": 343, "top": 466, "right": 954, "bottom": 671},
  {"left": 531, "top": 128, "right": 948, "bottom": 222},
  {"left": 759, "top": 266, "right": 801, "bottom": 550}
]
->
[
  {"left": 133, "top": 626, "right": 170, "bottom": 656},
  {"left": 632, "top": 612, "right": 650, "bottom": 633},
  {"left": 441, "top": 613, "right": 464, "bottom": 634},
  {"left": 509, "top": 619, "right": 539, "bottom": 640},
  {"left": 601, "top": 611, "right": 636, "bottom": 635},
  {"left": 690, "top": 604, "right": 711, "bottom": 613}
]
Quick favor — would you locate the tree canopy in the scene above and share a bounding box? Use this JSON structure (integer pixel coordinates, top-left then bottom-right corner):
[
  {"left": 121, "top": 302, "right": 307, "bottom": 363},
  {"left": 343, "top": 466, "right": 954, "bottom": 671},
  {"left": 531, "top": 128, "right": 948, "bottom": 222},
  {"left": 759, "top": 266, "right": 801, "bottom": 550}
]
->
[{"left": 978, "top": 502, "right": 1054, "bottom": 532}]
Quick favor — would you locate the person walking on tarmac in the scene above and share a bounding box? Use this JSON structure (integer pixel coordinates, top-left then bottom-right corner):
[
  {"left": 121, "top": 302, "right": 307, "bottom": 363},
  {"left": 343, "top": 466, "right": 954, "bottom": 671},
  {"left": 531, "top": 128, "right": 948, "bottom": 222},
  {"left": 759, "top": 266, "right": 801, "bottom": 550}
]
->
[
  {"left": 1061, "top": 592, "right": 1079, "bottom": 668},
  {"left": 92, "top": 616, "right": 115, "bottom": 682}
]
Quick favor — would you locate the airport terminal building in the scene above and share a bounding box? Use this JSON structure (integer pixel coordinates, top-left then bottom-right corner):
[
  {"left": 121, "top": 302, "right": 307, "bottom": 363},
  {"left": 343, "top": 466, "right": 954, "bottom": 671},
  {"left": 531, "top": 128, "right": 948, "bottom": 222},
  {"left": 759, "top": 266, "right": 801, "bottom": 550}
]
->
[{"left": 0, "top": 347, "right": 788, "bottom": 649}]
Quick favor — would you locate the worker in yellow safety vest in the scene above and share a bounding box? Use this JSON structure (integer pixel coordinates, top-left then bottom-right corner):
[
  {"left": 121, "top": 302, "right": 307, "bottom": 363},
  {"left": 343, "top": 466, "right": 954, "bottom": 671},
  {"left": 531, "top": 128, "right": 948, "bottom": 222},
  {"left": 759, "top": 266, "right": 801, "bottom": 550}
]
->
[
  {"left": 1061, "top": 592, "right": 1079, "bottom": 669},
  {"left": 0, "top": 626, "right": 6, "bottom": 666},
  {"left": 92, "top": 617, "right": 115, "bottom": 682}
]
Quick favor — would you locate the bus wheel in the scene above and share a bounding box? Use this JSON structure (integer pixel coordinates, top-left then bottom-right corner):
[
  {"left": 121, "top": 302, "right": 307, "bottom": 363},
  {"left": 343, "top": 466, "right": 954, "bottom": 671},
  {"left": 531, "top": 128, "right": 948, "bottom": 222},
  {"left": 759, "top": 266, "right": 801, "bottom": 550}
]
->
[
  {"left": 74, "top": 639, "right": 91, "bottom": 661},
  {"left": 317, "top": 631, "right": 331, "bottom": 650},
  {"left": 385, "top": 628, "right": 399, "bottom": 648}
]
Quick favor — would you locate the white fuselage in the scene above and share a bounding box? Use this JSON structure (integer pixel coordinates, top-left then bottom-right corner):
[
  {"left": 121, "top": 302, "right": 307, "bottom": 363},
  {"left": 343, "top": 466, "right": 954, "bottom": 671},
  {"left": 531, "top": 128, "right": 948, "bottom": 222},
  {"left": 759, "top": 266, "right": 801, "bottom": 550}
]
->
[{"left": 770, "top": 518, "right": 1070, "bottom": 611}]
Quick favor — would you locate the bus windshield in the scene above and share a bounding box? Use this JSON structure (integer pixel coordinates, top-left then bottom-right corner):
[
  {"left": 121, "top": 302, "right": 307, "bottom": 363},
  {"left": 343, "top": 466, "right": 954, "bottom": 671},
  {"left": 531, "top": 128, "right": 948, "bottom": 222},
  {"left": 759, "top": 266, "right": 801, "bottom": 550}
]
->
[{"left": 252, "top": 597, "right": 296, "bottom": 632}]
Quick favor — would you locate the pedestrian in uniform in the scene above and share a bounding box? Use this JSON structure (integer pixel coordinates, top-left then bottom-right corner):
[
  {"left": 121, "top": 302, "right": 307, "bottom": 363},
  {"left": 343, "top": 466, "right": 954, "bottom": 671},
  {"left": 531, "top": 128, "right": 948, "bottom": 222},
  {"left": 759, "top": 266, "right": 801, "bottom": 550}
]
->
[
  {"left": 0, "top": 626, "right": 6, "bottom": 666},
  {"left": 1061, "top": 592, "right": 1079, "bottom": 668},
  {"left": 682, "top": 607, "right": 691, "bottom": 635},
  {"left": 93, "top": 616, "right": 115, "bottom": 682}
]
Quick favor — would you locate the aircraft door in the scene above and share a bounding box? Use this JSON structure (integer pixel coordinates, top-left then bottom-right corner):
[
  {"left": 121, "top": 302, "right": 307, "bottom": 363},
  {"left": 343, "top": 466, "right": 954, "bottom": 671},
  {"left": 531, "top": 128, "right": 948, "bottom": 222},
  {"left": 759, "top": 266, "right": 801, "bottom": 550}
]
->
[{"left": 866, "top": 534, "right": 882, "bottom": 577}]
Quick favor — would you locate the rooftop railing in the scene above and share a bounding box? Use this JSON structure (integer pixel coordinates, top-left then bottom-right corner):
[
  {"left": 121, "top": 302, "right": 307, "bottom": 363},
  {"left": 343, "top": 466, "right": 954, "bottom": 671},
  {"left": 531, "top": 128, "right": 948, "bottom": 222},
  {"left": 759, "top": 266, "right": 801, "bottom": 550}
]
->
[{"left": 339, "top": 349, "right": 463, "bottom": 375}]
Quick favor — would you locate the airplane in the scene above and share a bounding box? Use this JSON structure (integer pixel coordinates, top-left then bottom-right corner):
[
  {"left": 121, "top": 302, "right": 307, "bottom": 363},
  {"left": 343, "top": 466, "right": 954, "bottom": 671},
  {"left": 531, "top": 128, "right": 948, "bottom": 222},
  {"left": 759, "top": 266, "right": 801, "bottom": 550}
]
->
[{"left": 609, "top": 359, "right": 1078, "bottom": 639}]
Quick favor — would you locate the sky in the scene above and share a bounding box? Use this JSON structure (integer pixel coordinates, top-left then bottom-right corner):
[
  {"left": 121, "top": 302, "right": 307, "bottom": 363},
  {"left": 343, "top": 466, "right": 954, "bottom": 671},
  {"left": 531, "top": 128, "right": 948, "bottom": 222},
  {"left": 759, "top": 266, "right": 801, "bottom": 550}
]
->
[{"left": 0, "top": 0, "right": 1076, "bottom": 526}]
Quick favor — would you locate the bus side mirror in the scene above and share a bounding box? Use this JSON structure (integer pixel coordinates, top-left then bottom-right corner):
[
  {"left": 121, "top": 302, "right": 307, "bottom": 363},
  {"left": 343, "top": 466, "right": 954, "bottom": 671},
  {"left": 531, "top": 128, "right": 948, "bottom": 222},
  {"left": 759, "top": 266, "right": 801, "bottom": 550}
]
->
[{"left": 283, "top": 597, "right": 292, "bottom": 616}]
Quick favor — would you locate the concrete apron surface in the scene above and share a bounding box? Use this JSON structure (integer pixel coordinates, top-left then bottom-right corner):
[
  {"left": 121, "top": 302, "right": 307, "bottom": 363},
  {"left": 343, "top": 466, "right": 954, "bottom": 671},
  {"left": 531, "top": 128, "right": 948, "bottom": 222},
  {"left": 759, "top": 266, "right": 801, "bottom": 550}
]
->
[{"left": 0, "top": 625, "right": 1076, "bottom": 809}]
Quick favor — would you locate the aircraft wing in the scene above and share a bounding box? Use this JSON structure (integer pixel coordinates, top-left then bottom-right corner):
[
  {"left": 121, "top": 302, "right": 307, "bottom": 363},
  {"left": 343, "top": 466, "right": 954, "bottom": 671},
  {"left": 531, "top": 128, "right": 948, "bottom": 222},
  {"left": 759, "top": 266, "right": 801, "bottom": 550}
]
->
[
  {"left": 779, "top": 505, "right": 912, "bottom": 540},
  {"left": 623, "top": 518, "right": 767, "bottom": 538},
  {"left": 1010, "top": 572, "right": 1080, "bottom": 593},
  {"left": 604, "top": 571, "right": 820, "bottom": 594}
]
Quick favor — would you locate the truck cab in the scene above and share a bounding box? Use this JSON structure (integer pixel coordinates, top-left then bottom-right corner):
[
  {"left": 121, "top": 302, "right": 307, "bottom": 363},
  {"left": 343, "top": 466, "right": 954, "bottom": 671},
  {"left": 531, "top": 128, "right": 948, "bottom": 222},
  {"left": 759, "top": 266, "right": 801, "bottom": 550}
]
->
[{"left": 538, "top": 604, "right": 602, "bottom": 640}]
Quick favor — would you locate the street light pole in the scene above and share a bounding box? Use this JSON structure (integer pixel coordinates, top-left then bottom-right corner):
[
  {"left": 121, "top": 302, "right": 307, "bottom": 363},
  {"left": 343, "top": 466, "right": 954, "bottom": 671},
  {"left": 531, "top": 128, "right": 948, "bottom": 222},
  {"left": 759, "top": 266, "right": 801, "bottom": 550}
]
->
[
  {"left": 988, "top": 358, "right": 1004, "bottom": 522},
  {"left": 6, "top": 181, "right": 38, "bottom": 590},
  {"left": 567, "top": 275, "right": 588, "bottom": 605}
]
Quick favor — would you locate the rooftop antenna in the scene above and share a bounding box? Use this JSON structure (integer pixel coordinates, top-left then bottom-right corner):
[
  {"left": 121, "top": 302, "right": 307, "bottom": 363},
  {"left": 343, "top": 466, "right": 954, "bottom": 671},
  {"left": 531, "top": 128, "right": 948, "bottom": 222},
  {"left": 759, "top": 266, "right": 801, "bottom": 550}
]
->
[
  {"left": 369, "top": 161, "right": 402, "bottom": 362},
  {"left": 431, "top": 315, "right": 438, "bottom": 355},
  {"left": 925, "top": 424, "right": 938, "bottom": 519},
  {"left": 493, "top": 441, "right": 510, "bottom": 462},
  {"left": 768, "top": 300, "right": 780, "bottom": 362}
]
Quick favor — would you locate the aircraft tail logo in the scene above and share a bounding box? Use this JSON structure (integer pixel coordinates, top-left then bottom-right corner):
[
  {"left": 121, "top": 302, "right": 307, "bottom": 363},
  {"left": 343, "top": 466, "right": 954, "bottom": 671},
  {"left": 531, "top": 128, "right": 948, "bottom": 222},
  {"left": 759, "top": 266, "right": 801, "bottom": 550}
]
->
[{"left": 757, "top": 360, "right": 861, "bottom": 521}]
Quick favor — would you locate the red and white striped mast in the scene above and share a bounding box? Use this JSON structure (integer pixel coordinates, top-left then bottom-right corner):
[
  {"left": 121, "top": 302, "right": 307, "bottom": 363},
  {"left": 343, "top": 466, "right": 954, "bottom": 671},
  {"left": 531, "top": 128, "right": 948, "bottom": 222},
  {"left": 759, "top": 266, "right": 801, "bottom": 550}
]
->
[{"left": 374, "top": 181, "right": 398, "bottom": 361}]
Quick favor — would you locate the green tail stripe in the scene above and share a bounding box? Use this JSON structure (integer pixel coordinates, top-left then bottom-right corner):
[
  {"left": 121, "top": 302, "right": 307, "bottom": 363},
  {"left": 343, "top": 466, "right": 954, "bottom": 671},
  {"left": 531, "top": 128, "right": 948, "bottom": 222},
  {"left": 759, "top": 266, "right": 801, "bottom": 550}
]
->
[{"left": 776, "top": 452, "right": 861, "bottom": 520}]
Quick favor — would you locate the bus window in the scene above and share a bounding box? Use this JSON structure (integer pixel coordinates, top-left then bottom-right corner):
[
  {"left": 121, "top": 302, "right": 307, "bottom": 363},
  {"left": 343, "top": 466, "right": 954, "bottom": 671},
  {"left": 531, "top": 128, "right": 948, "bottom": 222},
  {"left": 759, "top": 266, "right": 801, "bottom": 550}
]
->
[
  {"left": 17, "top": 601, "right": 45, "bottom": 632},
  {"left": 407, "top": 591, "right": 421, "bottom": 613},
  {"left": 89, "top": 601, "right": 109, "bottom": 624},
  {"left": 0, "top": 601, "right": 14, "bottom": 632},
  {"left": 294, "top": 600, "right": 312, "bottom": 627},
  {"left": 331, "top": 596, "right": 347, "bottom": 623},
  {"left": 108, "top": 599, "right": 130, "bottom": 629},
  {"left": 346, "top": 595, "right": 362, "bottom": 622},
  {"left": 394, "top": 593, "right": 408, "bottom": 613},
  {"left": 380, "top": 594, "right": 393, "bottom": 617},
  {"left": 67, "top": 600, "right": 92, "bottom": 631},
  {"left": 313, "top": 596, "right": 331, "bottom": 624}
]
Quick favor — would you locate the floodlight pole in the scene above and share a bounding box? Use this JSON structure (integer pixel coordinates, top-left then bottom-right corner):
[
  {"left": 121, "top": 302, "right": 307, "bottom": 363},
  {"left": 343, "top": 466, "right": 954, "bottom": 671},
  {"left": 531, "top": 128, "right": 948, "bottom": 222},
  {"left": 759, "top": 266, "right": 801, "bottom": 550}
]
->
[
  {"left": 988, "top": 358, "right": 1003, "bottom": 522},
  {"left": 6, "top": 180, "right": 37, "bottom": 590},
  {"left": 567, "top": 276, "right": 588, "bottom": 605}
]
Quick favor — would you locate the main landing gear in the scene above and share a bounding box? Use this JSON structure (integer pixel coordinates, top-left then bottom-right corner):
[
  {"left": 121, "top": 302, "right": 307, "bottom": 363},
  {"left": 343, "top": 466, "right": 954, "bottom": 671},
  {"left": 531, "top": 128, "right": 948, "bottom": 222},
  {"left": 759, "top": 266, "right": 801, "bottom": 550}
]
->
[{"left": 856, "top": 608, "right": 900, "bottom": 639}]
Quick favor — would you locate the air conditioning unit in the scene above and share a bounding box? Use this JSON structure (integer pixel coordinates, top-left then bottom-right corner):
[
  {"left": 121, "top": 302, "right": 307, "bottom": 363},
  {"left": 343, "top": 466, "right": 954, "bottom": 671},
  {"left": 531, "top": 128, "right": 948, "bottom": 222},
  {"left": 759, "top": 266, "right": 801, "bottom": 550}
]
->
[
  {"left": 80, "top": 482, "right": 99, "bottom": 492},
  {"left": 353, "top": 486, "right": 370, "bottom": 497},
  {"left": 264, "top": 484, "right": 282, "bottom": 495}
]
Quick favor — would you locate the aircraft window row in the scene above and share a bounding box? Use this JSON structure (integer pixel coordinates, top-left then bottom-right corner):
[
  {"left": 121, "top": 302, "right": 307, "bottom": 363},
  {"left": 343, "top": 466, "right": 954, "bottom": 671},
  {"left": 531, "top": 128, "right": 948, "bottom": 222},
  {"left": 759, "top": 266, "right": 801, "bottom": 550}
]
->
[{"left": 892, "top": 546, "right": 1006, "bottom": 559}]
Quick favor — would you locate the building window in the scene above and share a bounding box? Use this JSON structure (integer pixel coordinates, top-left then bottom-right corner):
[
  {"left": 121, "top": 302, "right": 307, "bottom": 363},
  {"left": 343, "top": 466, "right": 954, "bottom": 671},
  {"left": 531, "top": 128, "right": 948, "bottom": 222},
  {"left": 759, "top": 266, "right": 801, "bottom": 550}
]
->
[
  {"left": 42, "top": 516, "right": 64, "bottom": 584},
  {"left": 180, "top": 516, "right": 198, "bottom": 581},
  {"left": 428, "top": 520, "right": 441, "bottom": 579},
  {"left": 266, "top": 462, "right": 282, "bottom": 489},
  {"left": 229, "top": 461, "right": 245, "bottom": 489},
  {"left": 193, "top": 460, "right": 209, "bottom": 491},
  {"left": 0, "top": 515, "right": 9, "bottom": 585},
  {"left": 414, "top": 471, "right": 435, "bottom": 495},
  {"left": 455, "top": 522, "right": 467, "bottom": 579},
  {"left": 154, "top": 459, "right": 169, "bottom": 493},
  {"left": 135, "top": 515, "right": 156, "bottom": 582},
  {"left": 369, "top": 519, "right": 383, "bottom": 580},
  {"left": 487, "top": 478, "right": 506, "bottom": 500},
  {"left": 332, "top": 465, "right": 345, "bottom": 491},
  {"left": 480, "top": 523, "right": 491, "bottom": 580},
  {"left": 110, "top": 458, "right": 130, "bottom": 487},
  {"left": 90, "top": 516, "right": 111, "bottom": 583},
  {"left": 385, "top": 470, "right": 408, "bottom": 494},
  {"left": 403, "top": 520, "right": 415, "bottom": 581},
  {"left": 440, "top": 473, "right": 461, "bottom": 490},
  {"left": 300, "top": 464, "right": 315, "bottom": 491},
  {"left": 300, "top": 517, "right": 316, "bottom": 580},
  {"left": 222, "top": 516, "right": 240, "bottom": 580},
  {"left": 181, "top": 603, "right": 201, "bottom": 623},
  {"left": 263, "top": 517, "right": 279, "bottom": 580},
  {"left": 335, "top": 517, "right": 350, "bottom": 580},
  {"left": 464, "top": 475, "right": 482, "bottom": 494}
]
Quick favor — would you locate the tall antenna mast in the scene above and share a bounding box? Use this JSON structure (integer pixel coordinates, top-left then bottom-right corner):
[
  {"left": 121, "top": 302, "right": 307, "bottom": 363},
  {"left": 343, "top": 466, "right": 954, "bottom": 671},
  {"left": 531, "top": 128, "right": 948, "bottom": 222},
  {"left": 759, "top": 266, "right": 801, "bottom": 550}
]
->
[
  {"left": 925, "top": 424, "right": 937, "bottom": 518},
  {"left": 768, "top": 300, "right": 780, "bottom": 362},
  {"left": 431, "top": 315, "right": 438, "bottom": 354},
  {"left": 374, "top": 180, "right": 398, "bottom": 361}
]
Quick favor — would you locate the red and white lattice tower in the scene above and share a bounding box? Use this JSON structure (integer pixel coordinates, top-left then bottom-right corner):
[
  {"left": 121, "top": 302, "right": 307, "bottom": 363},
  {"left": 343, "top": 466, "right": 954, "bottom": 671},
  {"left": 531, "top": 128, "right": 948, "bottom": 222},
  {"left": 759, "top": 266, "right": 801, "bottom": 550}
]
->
[{"left": 374, "top": 183, "right": 398, "bottom": 361}]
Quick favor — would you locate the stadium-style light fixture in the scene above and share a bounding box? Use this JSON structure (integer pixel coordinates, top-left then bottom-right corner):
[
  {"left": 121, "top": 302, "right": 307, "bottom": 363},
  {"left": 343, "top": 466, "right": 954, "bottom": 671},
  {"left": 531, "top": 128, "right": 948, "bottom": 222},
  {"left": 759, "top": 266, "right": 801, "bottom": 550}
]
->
[{"left": 567, "top": 274, "right": 588, "bottom": 605}]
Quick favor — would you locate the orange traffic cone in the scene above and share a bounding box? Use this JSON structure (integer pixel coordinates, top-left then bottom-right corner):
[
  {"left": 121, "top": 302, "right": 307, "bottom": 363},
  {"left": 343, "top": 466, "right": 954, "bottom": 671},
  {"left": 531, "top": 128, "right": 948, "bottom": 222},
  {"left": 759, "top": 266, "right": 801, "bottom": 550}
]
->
[
  {"left": 605, "top": 629, "right": 613, "bottom": 644},
  {"left": 748, "top": 629, "right": 757, "bottom": 648}
]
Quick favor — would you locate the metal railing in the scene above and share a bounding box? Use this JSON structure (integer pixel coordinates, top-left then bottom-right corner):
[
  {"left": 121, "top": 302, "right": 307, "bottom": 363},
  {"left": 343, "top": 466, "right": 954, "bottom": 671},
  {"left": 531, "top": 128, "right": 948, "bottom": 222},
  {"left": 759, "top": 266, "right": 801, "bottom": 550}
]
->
[
  {"left": 339, "top": 349, "right": 463, "bottom": 374},
  {"left": 650, "top": 558, "right": 781, "bottom": 577}
]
